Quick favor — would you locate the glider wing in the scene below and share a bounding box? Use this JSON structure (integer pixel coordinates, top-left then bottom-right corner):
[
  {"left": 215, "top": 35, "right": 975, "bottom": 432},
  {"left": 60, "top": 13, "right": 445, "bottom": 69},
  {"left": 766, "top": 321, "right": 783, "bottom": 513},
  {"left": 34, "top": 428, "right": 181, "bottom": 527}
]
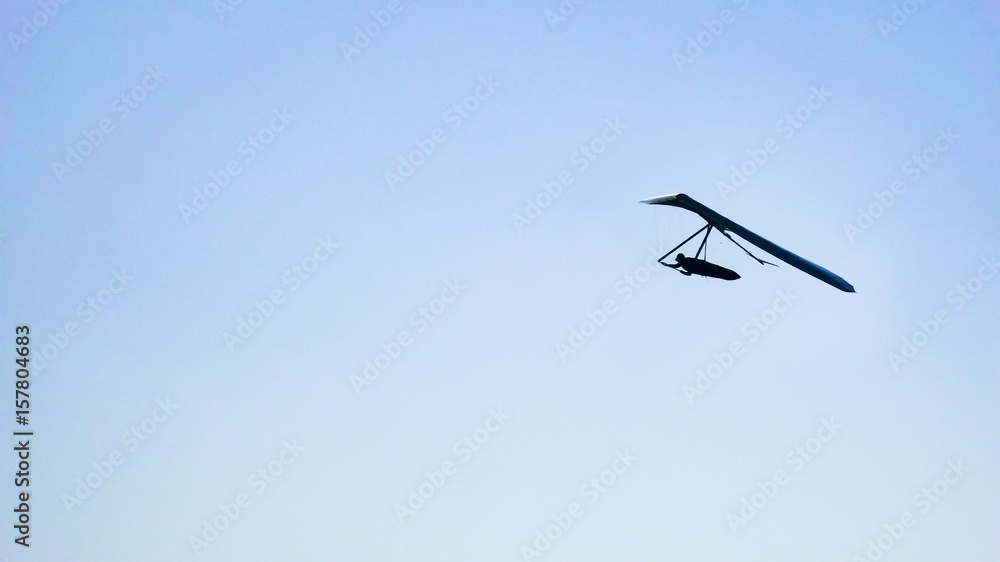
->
[{"left": 641, "top": 193, "right": 855, "bottom": 293}]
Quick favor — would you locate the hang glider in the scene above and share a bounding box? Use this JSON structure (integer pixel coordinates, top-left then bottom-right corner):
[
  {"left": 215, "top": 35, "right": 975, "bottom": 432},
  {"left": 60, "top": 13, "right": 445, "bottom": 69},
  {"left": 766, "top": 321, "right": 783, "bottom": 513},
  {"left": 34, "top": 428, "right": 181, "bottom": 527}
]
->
[{"left": 641, "top": 193, "right": 855, "bottom": 293}]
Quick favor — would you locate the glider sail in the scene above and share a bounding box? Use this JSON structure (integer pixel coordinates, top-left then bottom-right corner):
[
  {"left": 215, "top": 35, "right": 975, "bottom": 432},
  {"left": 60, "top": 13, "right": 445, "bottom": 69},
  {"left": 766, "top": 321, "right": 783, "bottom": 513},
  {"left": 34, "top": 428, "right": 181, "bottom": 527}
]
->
[{"left": 641, "top": 193, "right": 855, "bottom": 293}]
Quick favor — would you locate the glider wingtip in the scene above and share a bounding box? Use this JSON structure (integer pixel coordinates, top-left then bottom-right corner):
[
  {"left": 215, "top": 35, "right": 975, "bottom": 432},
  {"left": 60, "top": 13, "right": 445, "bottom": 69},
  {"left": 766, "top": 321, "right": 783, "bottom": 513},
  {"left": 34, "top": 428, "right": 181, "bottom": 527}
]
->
[{"left": 639, "top": 193, "right": 685, "bottom": 205}]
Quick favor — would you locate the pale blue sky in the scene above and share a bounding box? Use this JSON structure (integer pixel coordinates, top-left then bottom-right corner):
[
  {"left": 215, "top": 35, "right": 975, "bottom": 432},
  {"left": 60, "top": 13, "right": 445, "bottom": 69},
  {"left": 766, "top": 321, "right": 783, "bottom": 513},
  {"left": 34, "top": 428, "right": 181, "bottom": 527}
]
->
[{"left": 2, "top": 1, "right": 999, "bottom": 560}]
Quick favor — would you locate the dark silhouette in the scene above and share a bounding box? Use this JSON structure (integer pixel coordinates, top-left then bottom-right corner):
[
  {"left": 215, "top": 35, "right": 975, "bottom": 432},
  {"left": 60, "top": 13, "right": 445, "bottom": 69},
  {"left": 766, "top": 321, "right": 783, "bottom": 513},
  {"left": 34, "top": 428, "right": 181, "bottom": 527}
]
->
[
  {"left": 665, "top": 253, "right": 740, "bottom": 280},
  {"left": 642, "top": 193, "right": 855, "bottom": 292}
]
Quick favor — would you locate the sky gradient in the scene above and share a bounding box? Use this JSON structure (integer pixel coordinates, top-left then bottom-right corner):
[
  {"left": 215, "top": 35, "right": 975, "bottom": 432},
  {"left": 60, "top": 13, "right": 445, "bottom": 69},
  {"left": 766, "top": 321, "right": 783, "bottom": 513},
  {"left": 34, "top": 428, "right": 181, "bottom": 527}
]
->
[{"left": 2, "top": 1, "right": 999, "bottom": 560}]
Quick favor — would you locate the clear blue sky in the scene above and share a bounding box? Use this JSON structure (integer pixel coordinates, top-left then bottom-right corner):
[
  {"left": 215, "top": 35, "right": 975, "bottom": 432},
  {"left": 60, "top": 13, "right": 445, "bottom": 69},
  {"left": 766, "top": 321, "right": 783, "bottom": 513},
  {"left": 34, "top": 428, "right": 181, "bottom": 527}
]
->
[{"left": 2, "top": 1, "right": 999, "bottom": 560}]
